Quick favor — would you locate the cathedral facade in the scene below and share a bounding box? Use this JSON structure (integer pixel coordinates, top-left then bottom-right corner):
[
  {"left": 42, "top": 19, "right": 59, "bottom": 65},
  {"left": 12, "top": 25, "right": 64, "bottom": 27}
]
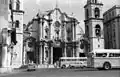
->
[{"left": 24, "top": 8, "right": 81, "bottom": 65}]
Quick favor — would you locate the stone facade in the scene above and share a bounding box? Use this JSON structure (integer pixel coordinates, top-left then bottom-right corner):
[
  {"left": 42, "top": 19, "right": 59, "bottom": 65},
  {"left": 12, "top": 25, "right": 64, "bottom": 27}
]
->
[
  {"left": 84, "top": 0, "right": 104, "bottom": 52},
  {"left": 103, "top": 5, "right": 120, "bottom": 49},
  {"left": 0, "top": 0, "right": 24, "bottom": 68},
  {"left": 24, "top": 8, "right": 83, "bottom": 65}
]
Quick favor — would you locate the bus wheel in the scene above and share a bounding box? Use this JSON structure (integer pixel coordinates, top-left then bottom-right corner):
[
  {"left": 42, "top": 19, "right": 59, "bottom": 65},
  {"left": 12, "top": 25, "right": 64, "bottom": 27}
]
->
[
  {"left": 103, "top": 62, "right": 111, "bottom": 70},
  {"left": 61, "top": 65, "right": 66, "bottom": 69}
]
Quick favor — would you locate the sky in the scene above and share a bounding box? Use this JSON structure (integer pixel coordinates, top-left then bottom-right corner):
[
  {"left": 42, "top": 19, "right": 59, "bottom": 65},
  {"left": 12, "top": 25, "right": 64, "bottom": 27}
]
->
[{"left": 23, "top": 0, "right": 119, "bottom": 33}]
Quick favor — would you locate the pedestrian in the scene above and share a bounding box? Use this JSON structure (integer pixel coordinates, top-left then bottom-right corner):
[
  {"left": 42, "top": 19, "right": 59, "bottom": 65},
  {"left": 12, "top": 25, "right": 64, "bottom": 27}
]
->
[
  {"left": 54, "top": 62, "right": 57, "bottom": 68},
  {"left": 45, "top": 57, "right": 49, "bottom": 68}
]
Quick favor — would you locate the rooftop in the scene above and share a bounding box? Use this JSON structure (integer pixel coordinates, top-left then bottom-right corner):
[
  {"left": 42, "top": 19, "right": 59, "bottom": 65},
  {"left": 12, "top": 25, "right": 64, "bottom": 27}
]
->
[{"left": 103, "top": 5, "right": 120, "bottom": 16}]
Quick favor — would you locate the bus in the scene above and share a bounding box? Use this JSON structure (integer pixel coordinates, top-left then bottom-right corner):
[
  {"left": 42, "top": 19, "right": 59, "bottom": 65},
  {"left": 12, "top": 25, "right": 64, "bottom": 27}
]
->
[
  {"left": 59, "top": 56, "right": 87, "bottom": 69},
  {"left": 87, "top": 49, "right": 120, "bottom": 70}
]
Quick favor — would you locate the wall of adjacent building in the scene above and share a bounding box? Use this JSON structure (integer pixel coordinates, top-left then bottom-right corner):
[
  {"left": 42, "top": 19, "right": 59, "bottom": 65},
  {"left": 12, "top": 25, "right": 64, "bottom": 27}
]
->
[
  {"left": 103, "top": 5, "right": 120, "bottom": 49},
  {"left": 0, "top": 0, "right": 12, "bottom": 68}
]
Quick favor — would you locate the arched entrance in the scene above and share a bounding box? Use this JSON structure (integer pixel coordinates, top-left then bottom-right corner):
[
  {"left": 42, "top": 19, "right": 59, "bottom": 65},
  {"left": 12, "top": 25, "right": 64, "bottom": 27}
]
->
[
  {"left": 53, "top": 47, "right": 62, "bottom": 64},
  {"left": 27, "top": 52, "right": 35, "bottom": 63}
]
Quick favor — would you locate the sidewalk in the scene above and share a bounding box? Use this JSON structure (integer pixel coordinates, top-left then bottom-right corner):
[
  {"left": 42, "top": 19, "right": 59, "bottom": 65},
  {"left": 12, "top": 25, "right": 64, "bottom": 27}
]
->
[
  {"left": 0, "top": 65, "right": 28, "bottom": 76},
  {"left": 0, "top": 64, "right": 55, "bottom": 76}
]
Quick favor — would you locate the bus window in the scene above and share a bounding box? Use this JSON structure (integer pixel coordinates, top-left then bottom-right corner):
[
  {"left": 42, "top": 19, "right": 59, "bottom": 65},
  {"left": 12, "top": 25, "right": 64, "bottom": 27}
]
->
[
  {"left": 72, "top": 59, "right": 76, "bottom": 61},
  {"left": 61, "top": 59, "right": 64, "bottom": 61},
  {"left": 96, "top": 53, "right": 107, "bottom": 57},
  {"left": 109, "top": 53, "right": 120, "bottom": 57},
  {"left": 67, "top": 59, "right": 70, "bottom": 61}
]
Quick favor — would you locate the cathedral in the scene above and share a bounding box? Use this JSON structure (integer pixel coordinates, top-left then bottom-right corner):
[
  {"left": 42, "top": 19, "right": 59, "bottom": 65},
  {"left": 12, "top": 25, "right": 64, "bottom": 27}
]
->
[{"left": 24, "top": 7, "right": 83, "bottom": 65}]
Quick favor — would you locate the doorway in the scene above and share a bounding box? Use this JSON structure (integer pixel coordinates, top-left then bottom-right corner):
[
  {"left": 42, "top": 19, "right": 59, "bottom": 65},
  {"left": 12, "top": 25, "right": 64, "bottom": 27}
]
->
[
  {"left": 27, "top": 52, "right": 34, "bottom": 63},
  {"left": 53, "top": 47, "right": 62, "bottom": 64}
]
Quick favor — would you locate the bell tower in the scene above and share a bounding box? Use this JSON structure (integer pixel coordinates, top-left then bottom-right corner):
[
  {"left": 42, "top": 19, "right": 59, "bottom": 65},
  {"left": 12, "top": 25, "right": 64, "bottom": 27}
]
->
[
  {"left": 84, "top": 0, "right": 104, "bottom": 52},
  {"left": 11, "top": 0, "right": 24, "bottom": 67}
]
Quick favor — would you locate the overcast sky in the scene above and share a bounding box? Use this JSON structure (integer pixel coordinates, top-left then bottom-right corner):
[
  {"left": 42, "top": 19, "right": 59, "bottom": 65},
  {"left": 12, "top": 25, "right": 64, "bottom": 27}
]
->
[{"left": 23, "top": 0, "right": 119, "bottom": 32}]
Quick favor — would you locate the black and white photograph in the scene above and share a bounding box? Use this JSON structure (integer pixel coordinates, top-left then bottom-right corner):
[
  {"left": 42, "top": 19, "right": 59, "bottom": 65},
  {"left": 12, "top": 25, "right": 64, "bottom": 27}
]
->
[{"left": 0, "top": 0, "right": 120, "bottom": 77}]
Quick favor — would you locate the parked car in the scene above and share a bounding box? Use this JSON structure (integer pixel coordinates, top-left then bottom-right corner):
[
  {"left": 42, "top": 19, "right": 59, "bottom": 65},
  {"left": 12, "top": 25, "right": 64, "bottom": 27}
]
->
[{"left": 27, "top": 63, "right": 36, "bottom": 71}]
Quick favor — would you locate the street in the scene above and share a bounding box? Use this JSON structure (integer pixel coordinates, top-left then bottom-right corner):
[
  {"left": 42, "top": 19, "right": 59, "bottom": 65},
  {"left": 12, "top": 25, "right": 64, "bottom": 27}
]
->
[{"left": 1, "top": 68, "right": 120, "bottom": 77}]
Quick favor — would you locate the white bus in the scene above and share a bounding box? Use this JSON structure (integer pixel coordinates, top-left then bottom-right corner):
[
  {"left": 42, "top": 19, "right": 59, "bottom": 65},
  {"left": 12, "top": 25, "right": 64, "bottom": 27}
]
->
[
  {"left": 59, "top": 56, "right": 87, "bottom": 69},
  {"left": 87, "top": 49, "right": 120, "bottom": 70}
]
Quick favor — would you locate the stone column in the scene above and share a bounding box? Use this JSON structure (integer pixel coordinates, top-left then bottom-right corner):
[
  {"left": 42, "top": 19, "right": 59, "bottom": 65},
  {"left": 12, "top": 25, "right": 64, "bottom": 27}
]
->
[
  {"left": 51, "top": 47, "right": 53, "bottom": 64},
  {"left": 39, "top": 45, "right": 42, "bottom": 64},
  {"left": 74, "top": 23, "right": 76, "bottom": 41},
  {"left": 48, "top": 15, "right": 52, "bottom": 40},
  {"left": 72, "top": 22, "right": 75, "bottom": 57},
  {"left": 64, "top": 44, "right": 67, "bottom": 57},
  {"left": 42, "top": 45, "right": 44, "bottom": 64},
  {"left": 23, "top": 47, "right": 26, "bottom": 65},
  {"left": 74, "top": 22, "right": 76, "bottom": 57},
  {"left": 43, "top": 46, "right": 46, "bottom": 64},
  {"left": 64, "top": 22, "right": 67, "bottom": 57},
  {"left": 48, "top": 15, "right": 52, "bottom": 64},
  {"left": 2, "top": 46, "right": 8, "bottom": 67}
]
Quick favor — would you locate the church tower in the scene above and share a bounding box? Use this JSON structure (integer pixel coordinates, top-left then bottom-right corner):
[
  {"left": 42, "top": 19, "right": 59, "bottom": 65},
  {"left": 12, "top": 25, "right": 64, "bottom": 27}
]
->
[
  {"left": 84, "top": 0, "right": 104, "bottom": 52},
  {"left": 11, "top": 0, "right": 24, "bottom": 68}
]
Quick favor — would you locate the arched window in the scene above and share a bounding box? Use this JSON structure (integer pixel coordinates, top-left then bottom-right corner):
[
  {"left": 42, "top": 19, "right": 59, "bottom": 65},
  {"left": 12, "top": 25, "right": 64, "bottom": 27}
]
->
[
  {"left": 15, "top": 20, "right": 19, "bottom": 28},
  {"left": 94, "top": 7, "right": 100, "bottom": 18},
  {"left": 95, "top": 24, "right": 101, "bottom": 37},
  {"left": 86, "top": 9, "right": 89, "bottom": 19},
  {"left": 95, "top": 0, "right": 97, "bottom": 3},
  {"left": 86, "top": 25, "right": 89, "bottom": 37},
  {"left": 16, "top": 0, "right": 20, "bottom": 10}
]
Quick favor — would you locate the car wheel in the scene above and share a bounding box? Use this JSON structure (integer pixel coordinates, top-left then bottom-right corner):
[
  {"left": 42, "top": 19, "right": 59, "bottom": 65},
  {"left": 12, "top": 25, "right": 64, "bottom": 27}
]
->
[
  {"left": 82, "top": 66, "right": 86, "bottom": 69},
  {"left": 61, "top": 65, "right": 66, "bottom": 69},
  {"left": 27, "top": 69, "right": 29, "bottom": 71},
  {"left": 103, "top": 62, "right": 111, "bottom": 70},
  {"left": 70, "top": 66, "right": 74, "bottom": 69}
]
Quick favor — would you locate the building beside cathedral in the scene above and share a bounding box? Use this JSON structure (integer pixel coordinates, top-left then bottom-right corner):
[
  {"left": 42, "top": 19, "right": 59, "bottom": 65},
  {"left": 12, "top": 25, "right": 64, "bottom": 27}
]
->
[
  {"left": 84, "top": 0, "right": 104, "bottom": 52},
  {"left": 103, "top": 5, "right": 120, "bottom": 49},
  {"left": 24, "top": 8, "right": 84, "bottom": 65},
  {"left": 0, "top": 0, "right": 24, "bottom": 68}
]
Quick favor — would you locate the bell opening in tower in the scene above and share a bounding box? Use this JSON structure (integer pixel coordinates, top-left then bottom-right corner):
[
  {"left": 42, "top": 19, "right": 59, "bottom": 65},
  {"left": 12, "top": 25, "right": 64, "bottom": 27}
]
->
[{"left": 53, "top": 47, "right": 62, "bottom": 64}]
